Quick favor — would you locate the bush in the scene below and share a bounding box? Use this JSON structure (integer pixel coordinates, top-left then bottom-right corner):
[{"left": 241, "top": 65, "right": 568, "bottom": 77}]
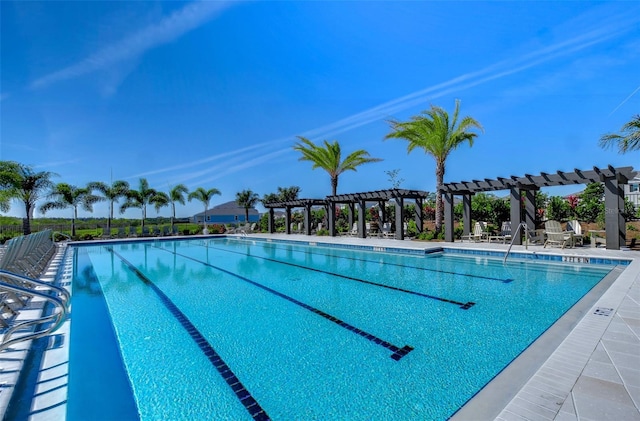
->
[{"left": 316, "top": 229, "right": 329, "bottom": 236}]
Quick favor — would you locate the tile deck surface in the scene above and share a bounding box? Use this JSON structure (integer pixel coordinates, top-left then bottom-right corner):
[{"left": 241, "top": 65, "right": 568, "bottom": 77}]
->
[{"left": 1, "top": 234, "right": 638, "bottom": 420}]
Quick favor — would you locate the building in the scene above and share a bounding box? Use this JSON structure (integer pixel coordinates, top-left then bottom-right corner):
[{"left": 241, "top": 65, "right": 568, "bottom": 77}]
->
[
  {"left": 191, "top": 201, "right": 260, "bottom": 224},
  {"left": 624, "top": 176, "right": 640, "bottom": 207}
]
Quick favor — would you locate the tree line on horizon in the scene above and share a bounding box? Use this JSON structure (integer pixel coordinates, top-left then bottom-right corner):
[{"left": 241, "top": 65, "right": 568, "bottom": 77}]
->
[{"left": 1, "top": 104, "right": 637, "bottom": 236}]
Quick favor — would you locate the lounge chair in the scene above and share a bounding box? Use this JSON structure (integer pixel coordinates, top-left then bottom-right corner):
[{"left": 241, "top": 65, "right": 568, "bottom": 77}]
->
[
  {"left": 162, "top": 226, "right": 170, "bottom": 236},
  {"left": 544, "top": 220, "right": 574, "bottom": 248},
  {"left": 381, "top": 222, "right": 394, "bottom": 239},
  {"left": 128, "top": 227, "right": 138, "bottom": 237},
  {"left": 141, "top": 226, "right": 151, "bottom": 237},
  {"left": 347, "top": 223, "right": 358, "bottom": 237},
  {"left": 461, "top": 221, "right": 489, "bottom": 242},
  {"left": 117, "top": 227, "right": 126, "bottom": 238},
  {"left": 489, "top": 222, "right": 512, "bottom": 243},
  {"left": 566, "top": 220, "right": 584, "bottom": 246},
  {"left": 101, "top": 227, "right": 111, "bottom": 239}
]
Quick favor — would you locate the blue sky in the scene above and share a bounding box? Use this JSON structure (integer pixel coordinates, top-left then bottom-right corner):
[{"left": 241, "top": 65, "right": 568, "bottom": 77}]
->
[{"left": 1, "top": 1, "right": 639, "bottom": 220}]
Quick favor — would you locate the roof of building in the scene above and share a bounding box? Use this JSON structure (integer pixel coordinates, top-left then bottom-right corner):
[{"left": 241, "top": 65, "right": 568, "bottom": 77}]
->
[{"left": 192, "top": 201, "right": 260, "bottom": 217}]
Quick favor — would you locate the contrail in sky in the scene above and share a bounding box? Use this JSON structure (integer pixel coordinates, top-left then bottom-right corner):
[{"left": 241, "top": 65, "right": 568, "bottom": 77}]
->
[
  {"left": 609, "top": 84, "right": 640, "bottom": 116},
  {"left": 30, "top": 1, "right": 236, "bottom": 89}
]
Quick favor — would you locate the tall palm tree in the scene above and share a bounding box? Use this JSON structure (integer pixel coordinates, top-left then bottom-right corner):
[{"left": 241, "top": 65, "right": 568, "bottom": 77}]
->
[
  {"left": 385, "top": 100, "right": 483, "bottom": 233},
  {"left": 120, "top": 178, "right": 161, "bottom": 230},
  {"left": 236, "top": 189, "right": 259, "bottom": 223},
  {"left": 293, "top": 137, "right": 382, "bottom": 196},
  {"left": 150, "top": 191, "right": 170, "bottom": 216},
  {"left": 188, "top": 187, "right": 221, "bottom": 234},
  {"left": 88, "top": 180, "right": 130, "bottom": 232},
  {"left": 40, "top": 183, "right": 104, "bottom": 237},
  {"left": 168, "top": 184, "right": 189, "bottom": 231},
  {"left": 0, "top": 161, "right": 57, "bottom": 234},
  {"left": 599, "top": 115, "right": 640, "bottom": 154}
]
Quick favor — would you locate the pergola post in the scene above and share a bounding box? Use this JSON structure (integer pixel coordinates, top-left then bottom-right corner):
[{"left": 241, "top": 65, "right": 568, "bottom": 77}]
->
[
  {"left": 462, "top": 194, "right": 472, "bottom": 237},
  {"left": 358, "top": 199, "right": 366, "bottom": 238},
  {"left": 348, "top": 203, "right": 355, "bottom": 230},
  {"left": 285, "top": 207, "right": 292, "bottom": 235},
  {"left": 510, "top": 187, "right": 522, "bottom": 245},
  {"left": 328, "top": 202, "right": 336, "bottom": 237},
  {"left": 524, "top": 189, "right": 536, "bottom": 234},
  {"left": 444, "top": 193, "right": 454, "bottom": 242},
  {"left": 379, "top": 201, "right": 387, "bottom": 224},
  {"left": 304, "top": 204, "right": 312, "bottom": 235},
  {"left": 395, "top": 198, "right": 404, "bottom": 240},
  {"left": 604, "top": 177, "right": 624, "bottom": 250},
  {"left": 268, "top": 208, "right": 275, "bottom": 233},
  {"left": 415, "top": 198, "right": 423, "bottom": 233}
]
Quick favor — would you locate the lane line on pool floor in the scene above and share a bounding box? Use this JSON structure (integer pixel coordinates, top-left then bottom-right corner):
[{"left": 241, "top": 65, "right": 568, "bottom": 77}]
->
[
  {"left": 150, "top": 244, "right": 415, "bottom": 361},
  {"left": 229, "top": 238, "right": 513, "bottom": 284},
  {"left": 190, "top": 240, "right": 475, "bottom": 310},
  {"left": 107, "top": 247, "right": 271, "bottom": 421}
]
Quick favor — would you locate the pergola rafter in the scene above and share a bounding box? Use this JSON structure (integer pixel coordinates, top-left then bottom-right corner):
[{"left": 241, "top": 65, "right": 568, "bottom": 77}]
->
[{"left": 439, "top": 165, "right": 637, "bottom": 250}]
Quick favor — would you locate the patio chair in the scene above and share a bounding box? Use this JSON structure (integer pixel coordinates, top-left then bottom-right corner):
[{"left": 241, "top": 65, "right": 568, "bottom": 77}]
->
[
  {"left": 347, "top": 223, "right": 358, "bottom": 237},
  {"left": 101, "top": 227, "right": 111, "bottom": 239},
  {"left": 381, "top": 222, "right": 394, "bottom": 239},
  {"left": 117, "top": 227, "right": 126, "bottom": 238},
  {"left": 461, "top": 221, "right": 489, "bottom": 242},
  {"left": 128, "top": 227, "right": 138, "bottom": 238},
  {"left": 544, "top": 220, "right": 574, "bottom": 248},
  {"left": 162, "top": 226, "right": 170, "bottom": 236},
  {"left": 566, "top": 220, "right": 584, "bottom": 246},
  {"left": 489, "top": 221, "right": 512, "bottom": 243}
]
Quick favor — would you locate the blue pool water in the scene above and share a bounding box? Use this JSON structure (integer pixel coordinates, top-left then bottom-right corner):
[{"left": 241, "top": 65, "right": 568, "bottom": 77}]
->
[{"left": 67, "top": 238, "right": 614, "bottom": 420}]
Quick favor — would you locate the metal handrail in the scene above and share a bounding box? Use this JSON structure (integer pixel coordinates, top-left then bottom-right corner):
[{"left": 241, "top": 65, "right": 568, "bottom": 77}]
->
[
  {"left": 503, "top": 223, "right": 529, "bottom": 264},
  {"left": 52, "top": 231, "right": 71, "bottom": 241},
  {"left": 0, "top": 272, "right": 70, "bottom": 351}
]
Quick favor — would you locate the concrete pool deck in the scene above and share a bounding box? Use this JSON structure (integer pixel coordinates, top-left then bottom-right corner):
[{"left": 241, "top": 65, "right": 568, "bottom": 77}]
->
[{"left": 1, "top": 235, "right": 638, "bottom": 420}]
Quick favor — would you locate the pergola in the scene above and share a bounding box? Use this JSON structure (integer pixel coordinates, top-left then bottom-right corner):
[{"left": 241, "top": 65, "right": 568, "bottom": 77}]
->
[
  {"left": 263, "top": 189, "right": 431, "bottom": 239},
  {"left": 438, "top": 165, "right": 637, "bottom": 250},
  {"left": 263, "top": 199, "right": 328, "bottom": 235}
]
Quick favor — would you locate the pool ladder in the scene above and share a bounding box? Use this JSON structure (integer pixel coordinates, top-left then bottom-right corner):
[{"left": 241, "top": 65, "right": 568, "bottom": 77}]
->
[
  {"left": 0, "top": 270, "right": 70, "bottom": 351},
  {"left": 503, "top": 223, "right": 530, "bottom": 264}
]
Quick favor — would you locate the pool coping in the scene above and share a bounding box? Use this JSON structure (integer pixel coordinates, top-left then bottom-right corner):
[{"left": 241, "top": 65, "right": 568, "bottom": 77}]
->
[{"left": 1, "top": 234, "right": 638, "bottom": 420}]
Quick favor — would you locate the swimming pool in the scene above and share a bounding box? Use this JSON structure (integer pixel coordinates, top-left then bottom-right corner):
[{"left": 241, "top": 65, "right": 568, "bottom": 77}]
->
[{"left": 65, "top": 237, "right": 615, "bottom": 420}]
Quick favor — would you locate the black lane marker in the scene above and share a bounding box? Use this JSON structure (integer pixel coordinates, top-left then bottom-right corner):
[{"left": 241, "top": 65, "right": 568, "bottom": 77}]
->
[
  {"left": 191, "top": 241, "right": 475, "bottom": 310},
  {"left": 107, "top": 247, "right": 271, "bottom": 421},
  {"left": 234, "top": 238, "right": 512, "bottom": 284},
  {"left": 150, "top": 244, "right": 414, "bottom": 361}
]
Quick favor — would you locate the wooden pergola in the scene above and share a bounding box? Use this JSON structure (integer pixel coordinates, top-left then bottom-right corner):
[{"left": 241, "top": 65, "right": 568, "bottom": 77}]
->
[
  {"left": 326, "top": 189, "right": 430, "bottom": 239},
  {"left": 263, "top": 189, "right": 431, "bottom": 239},
  {"left": 438, "top": 165, "right": 637, "bottom": 250},
  {"left": 263, "top": 199, "right": 328, "bottom": 235}
]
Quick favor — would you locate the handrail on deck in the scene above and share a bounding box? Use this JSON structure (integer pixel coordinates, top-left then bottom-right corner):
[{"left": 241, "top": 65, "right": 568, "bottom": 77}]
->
[
  {"left": 0, "top": 270, "right": 70, "bottom": 351},
  {"left": 503, "top": 223, "right": 529, "bottom": 264}
]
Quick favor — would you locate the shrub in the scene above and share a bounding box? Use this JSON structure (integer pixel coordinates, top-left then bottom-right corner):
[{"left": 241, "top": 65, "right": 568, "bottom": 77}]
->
[{"left": 316, "top": 229, "right": 329, "bottom": 236}]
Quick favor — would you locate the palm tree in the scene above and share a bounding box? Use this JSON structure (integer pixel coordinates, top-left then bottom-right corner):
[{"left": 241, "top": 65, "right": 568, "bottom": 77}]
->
[
  {"left": 40, "top": 183, "right": 104, "bottom": 237},
  {"left": 88, "top": 180, "right": 129, "bottom": 233},
  {"left": 0, "top": 161, "right": 57, "bottom": 234},
  {"left": 120, "top": 178, "right": 161, "bottom": 230},
  {"left": 293, "top": 137, "right": 382, "bottom": 196},
  {"left": 150, "top": 191, "right": 170, "bottom": 217},
  {"left": 236, "top": 189, "right": 259, "bottom": 223},
  {"left": 188, "top": 187, "right": 221, "bottom": 234},
  {"left": 385, "top": 100, "right": 483, "bottom": 233},
  {"left": 599, "top": 115, "right": 640, "bottom": 154},
  {"left": 168, "top": 184, "right": 189, "bottom": 231}
]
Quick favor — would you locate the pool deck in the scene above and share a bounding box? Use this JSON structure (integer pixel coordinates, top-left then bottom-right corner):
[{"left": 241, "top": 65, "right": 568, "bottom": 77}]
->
[{"left": 1, "top": 235, "right": 638, "bottom": 420}]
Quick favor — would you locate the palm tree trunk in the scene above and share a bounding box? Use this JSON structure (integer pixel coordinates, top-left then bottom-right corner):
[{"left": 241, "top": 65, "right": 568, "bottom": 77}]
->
[
  {"left": 171, "top": 203, "right": 176, "bottom": 231},
  {"left": 245, "top": 208, "right": 249, "bottom": 223},
  {"left": 435, "top": 160, "right": 445, "bottom": 233},
  {"left": 73, "top": 207, "right": 79, "bottom": 237},
  {"left": 331, "top": 176, "right": 338, "bottom": 196},
  {"left": 23, "top": 202, "right": 32, "bottom": 235},
  {"left": 142, "top": 206, "right": 146, "bottom": 229},
  {"left": 108, "top": 201, "right": 113, "bottom": 231}
]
